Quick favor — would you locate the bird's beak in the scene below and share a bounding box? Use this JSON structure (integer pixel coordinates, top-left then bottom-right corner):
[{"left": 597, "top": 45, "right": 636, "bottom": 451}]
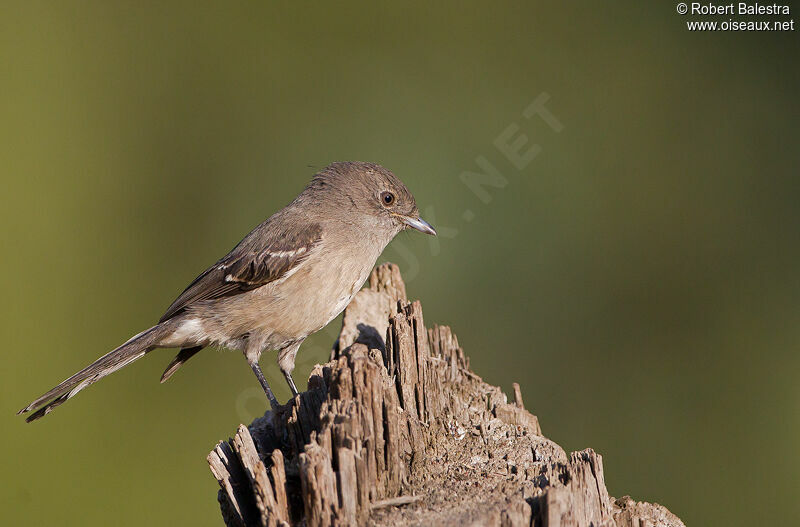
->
[{"left": 400, "top": 215, "right": 437, "bottom": 236}]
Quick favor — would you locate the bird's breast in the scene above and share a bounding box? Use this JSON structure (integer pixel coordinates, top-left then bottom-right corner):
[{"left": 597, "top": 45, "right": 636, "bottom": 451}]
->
[{"left": 248, "top": 241, "right": 382, "bottom": 341}]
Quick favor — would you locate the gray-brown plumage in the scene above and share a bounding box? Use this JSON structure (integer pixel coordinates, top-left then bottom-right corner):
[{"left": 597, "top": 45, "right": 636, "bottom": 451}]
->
[{"left": 18, "top": 162, "right": 435, "bottom": 422}]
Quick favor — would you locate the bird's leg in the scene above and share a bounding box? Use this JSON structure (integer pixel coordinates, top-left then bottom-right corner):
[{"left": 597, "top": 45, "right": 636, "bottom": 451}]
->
[
  {"left": 278, "top": 339, "right": 304, "bottom": 399},
  {"left": 248, "top": 359, "right": 280, "bottom": 410},
  {"left": 283, "top": 371, "right": 299, "bottom": 397}
]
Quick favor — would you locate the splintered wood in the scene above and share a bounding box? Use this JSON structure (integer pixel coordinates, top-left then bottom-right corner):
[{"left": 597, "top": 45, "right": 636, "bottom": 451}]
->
[{"left": 208, "top": 263, "right": 684, "bottom": 527}]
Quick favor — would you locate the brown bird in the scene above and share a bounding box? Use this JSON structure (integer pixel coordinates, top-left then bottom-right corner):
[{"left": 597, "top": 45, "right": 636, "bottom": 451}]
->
[{"left": 18, "top": 162, "right": 436, "bottom": 422}]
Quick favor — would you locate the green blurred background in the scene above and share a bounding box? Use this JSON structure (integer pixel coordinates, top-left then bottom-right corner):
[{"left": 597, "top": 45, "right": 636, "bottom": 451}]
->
[{"left": 2, "top": 2, "right": 798, "bottom": 525}]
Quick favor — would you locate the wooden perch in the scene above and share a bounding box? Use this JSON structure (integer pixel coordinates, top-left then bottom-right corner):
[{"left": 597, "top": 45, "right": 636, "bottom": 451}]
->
[{"left": 208, "top": 263, "right": 684, "bottom": 527}]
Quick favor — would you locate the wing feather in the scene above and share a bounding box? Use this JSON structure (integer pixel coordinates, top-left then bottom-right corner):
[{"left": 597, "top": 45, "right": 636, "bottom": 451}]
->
[{"left": 158, "top": 222, "right": 322, "bottom": 323}]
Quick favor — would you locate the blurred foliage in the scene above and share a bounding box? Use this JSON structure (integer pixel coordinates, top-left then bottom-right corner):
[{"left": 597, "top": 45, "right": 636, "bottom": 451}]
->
[{"left": 1, "top": 2, "right": 798, "bottom": 526}]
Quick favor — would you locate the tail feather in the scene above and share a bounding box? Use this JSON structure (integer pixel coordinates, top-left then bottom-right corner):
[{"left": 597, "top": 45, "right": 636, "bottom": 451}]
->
[
  {"left": 18, "top": 324, "right": 169, "bottom": 422},
  {"left": 160, "top": 346, "right": 204, "bottom": 383}
]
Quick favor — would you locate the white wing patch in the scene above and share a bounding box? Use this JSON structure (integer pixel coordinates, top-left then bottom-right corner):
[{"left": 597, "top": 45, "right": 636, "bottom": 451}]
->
[
  {"left": 223, "top": 247, "right": 308, "bottom": 283},
  {"left": 268, "top": 247, "right": 308, "bottom": 258}
]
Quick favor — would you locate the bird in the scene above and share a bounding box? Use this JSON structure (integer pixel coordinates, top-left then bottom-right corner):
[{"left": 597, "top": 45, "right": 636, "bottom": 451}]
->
[{"left": 18, "top": 161, "right": 436, "bottom": 422}]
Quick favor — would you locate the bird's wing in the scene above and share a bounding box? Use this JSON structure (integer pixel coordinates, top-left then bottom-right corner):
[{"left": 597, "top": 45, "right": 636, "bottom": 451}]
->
[{"left": 158, "top": 221, "right": 322, "bottom": 323}]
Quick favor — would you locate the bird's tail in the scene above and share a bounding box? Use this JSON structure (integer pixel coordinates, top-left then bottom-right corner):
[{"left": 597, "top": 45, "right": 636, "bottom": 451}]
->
[{"left": 18, "top": 323, "right": 171, "bottom": 422}]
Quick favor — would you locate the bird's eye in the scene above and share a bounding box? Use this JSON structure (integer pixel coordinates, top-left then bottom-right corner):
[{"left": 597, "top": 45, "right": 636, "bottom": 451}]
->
[{"left": 380, "top": 191, "right": 395, "bottom": 207}]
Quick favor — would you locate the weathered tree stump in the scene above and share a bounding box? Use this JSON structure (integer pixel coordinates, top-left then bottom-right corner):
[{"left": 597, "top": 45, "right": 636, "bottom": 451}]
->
[{"left": 208, "top": 263, "right": 684, "bottom": 527}]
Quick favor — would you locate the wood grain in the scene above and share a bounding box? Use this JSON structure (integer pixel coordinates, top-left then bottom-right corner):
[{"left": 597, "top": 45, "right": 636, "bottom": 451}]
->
[{"left": 208, "top": 263, "right": 684, "bottom": 527}]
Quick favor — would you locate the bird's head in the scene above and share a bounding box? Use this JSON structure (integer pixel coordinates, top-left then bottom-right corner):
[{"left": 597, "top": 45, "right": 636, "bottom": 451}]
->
[{"left": 306, "top": 162, "right": 437, "bottom": 237}]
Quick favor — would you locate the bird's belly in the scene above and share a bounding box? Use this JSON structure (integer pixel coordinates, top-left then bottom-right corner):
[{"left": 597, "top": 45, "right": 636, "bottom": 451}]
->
[
  {"left": 247, "top": 258, "right": 373, "bottom": 342},
  {"left": 185, "top": 236, "right": 384, "bottom": 352}
]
